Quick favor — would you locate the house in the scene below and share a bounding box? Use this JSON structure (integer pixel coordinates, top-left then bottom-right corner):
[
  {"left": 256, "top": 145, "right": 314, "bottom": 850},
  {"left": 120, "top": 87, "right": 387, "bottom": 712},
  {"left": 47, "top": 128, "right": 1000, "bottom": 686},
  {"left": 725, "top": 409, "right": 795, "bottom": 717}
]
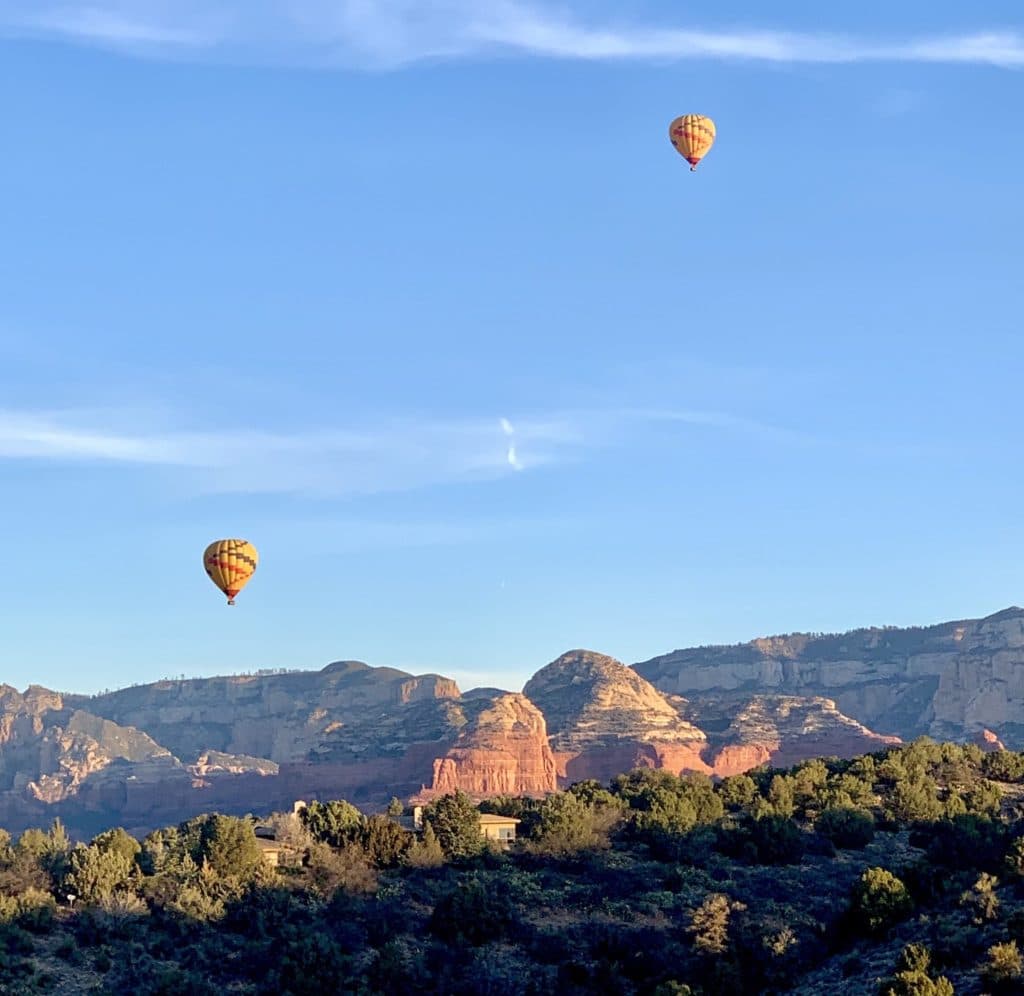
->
[
  {"left": 477, "top": 813, "right": 520, "bottom": 847},
  {"left": 406, "top": 806, "right": 520, "bottom": 846},
  {"left": 253, "top": 819, "right": 301, "bottom": 868},
  {"left": 255, "top": 837, "right": 287, "bottom": 868}
]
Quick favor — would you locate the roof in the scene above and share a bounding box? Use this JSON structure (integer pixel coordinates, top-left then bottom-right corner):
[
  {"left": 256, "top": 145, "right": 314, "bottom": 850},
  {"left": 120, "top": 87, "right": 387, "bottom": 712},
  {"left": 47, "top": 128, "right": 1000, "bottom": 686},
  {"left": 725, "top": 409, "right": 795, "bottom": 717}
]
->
[{"left": 477, "top": 814, "right": 521, "bottom": 825}]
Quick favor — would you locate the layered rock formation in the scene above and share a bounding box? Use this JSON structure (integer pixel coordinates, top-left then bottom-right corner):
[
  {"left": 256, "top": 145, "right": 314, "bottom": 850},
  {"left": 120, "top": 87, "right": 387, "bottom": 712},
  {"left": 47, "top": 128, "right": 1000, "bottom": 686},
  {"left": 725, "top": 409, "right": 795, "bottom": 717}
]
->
[
  {"left": 2, "top": 606, "right": 1022, "bottom": 838},
  {"left": 522, "top": 650, "right": 897, "bottom": 782},
  {"left": 0, "top": 665, "right": 557, "bottom": 837},
  {"left": 634, "top": 607, "right": 1024, "bottom": 748},
  {"left": 695, "top": 696, "right": 900, "bottom": 776},
  {"left": 69, "top": 661, "right": 461, "bottom": 764},
  {"left": 415, "top": 692, "right": 557, "bottom": 802},
  {"left": 523, "top": 650, "right": 711, "bottom": 783}
]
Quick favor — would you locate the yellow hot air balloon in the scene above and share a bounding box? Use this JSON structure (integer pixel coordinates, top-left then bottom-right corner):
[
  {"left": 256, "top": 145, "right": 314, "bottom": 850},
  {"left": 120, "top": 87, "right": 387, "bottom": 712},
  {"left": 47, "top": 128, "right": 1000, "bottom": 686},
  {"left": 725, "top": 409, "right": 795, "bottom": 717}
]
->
[
  {"left": 669, "top": 114, "right": 716, "bottom": 171},
  {"left": 203, "top": 539, "right": 258, "bottom": 605}
]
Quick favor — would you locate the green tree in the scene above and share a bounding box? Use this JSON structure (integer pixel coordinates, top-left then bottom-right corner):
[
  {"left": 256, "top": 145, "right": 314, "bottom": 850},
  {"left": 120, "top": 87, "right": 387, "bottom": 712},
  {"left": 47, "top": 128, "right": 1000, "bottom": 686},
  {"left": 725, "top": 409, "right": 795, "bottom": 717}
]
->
[
  {"left": 886, "top": 776, "right": 944, "bottom": 824},
  {"left": 817, "top": 807, "right": 876, "bottom": 849},
  {"left": 791, "top": 759, "right": 830, "bottom": 815},
  {"left": 851, "top": 868, "right": 914, "bottom": 934},
  {"left": 567, "top": 779, "right": 623, "bottom": 811},
  {"left": 429, "top": 877, "right": 515, "bottom": 947},
  {"left": 750, "top": 815, "right": 805, "bottom": 864},
  {"left": 386, "top": 797, "right": 404, "bottom": 818},
  {"left": 612, "top": 770, "right": 722, "bottom": 834},
  {"left": 266, "top": 932, "right": 352, "bottom": 996},
  {"left": 422, "top": 791, "right": 483, "bottom": 859},
  {"left": 92, "top": 828, "right": 141, "bottom": 866},
  {"left": 203, "top": 815, "right": 265, "bottom": 883},
  {"left": 767, "top": 776, "right": 796, "bottom": 819},
  {"left": 527, "top": 791, "right": 619, "bottom": 855},
  {"left": 63, "top": 845, "right": 133, "bottom": 906},
  {"left": 963, "top": 779, "right": 1002, "bottom": 817},
  {"left": 14, "top": 820, "right": 70, "bottom": 883},
  {"left": 360, "top": 815, "right": 412, "bottom": 868},
  {"left": 717, "top": 775, "right": 758, "bottom": 810},
  {"left": 299, "top": 800, "right": 363, "bottom": 848},
  {"left": 824, "top": 772, "right": 877, "bottom": 810}
]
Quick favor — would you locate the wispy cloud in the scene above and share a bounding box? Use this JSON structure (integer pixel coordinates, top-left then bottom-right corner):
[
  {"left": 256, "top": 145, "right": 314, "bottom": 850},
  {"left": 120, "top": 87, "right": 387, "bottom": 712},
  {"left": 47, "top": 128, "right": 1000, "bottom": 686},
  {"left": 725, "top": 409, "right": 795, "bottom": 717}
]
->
[
  {"left": 0, "top": 405, "right": 800, "bottom": 497},
  {"left": 0, "top": 1, "right": 1020, "bottom": 70},
  {"left": 500, "top": 417, "right": 523, "bottom": 472}
]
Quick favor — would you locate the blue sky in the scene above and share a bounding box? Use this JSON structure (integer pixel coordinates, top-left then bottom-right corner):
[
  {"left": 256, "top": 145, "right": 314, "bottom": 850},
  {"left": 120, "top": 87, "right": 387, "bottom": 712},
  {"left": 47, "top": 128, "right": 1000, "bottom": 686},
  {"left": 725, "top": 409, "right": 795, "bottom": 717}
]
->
[{"left": 0, "top": 1, "right": 1022, "bottom": 694}]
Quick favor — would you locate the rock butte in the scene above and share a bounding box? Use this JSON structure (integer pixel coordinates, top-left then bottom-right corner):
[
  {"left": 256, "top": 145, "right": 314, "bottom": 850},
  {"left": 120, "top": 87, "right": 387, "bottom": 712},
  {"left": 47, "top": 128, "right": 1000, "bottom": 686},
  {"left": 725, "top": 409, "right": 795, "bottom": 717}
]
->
[{"left": 1, "top": 606, "right": 1022, "bottom": 837}]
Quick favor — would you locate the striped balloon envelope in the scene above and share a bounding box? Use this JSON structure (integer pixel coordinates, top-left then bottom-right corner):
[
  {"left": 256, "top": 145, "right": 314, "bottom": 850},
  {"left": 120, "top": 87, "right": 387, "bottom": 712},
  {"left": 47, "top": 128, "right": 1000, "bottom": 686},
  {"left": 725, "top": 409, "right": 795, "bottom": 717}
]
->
[
  {"left": 203, "top": 539, "right": 258, "bottom": 605},
  {"left": 669, "top": 114, "right": 716, "bottom": 171}
]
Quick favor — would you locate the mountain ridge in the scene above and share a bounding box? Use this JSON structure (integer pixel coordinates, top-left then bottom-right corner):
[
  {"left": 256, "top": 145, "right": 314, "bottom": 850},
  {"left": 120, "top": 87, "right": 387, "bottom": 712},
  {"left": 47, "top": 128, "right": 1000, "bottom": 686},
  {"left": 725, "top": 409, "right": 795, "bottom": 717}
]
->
[{"left": 0, "top": 606, "right": 1019, "bottom": 837}]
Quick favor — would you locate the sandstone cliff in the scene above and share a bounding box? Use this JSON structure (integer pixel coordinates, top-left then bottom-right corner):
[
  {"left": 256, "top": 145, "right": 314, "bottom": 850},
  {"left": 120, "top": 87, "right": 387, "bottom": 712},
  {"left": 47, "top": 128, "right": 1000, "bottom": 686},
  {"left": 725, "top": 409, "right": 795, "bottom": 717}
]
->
[
  {"left": 4, "top": 606, "right": 1020, "bottom": 839},
  {"left": 414, "top": 692, "right": 557, "bottom": 802},
  {"left": 69, "top": 661, "right": 461, "bottom": 764},
  {"left": 0, "top": 667, "right": 557, "bottom": 837},
  {"left": 521, "top": 650, "right": 896, "bottom": 784},
  {"left": 633, "top": 606, "right": 1024, "bottom": 748},
  {"left": 523, "top": 650, "right": 711, "bottom": 783},
  {"left": 695, "top": 695, "right": 900, "bottom": 776}
]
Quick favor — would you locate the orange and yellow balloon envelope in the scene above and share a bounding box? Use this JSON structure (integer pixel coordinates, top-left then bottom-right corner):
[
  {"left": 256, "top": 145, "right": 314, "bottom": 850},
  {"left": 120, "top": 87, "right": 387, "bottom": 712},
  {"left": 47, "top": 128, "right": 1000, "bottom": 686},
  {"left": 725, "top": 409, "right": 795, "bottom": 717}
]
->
[
  {"left": 203, "top": 539, "right": 258, "bottom": 605},
  {"left": 669, "top": 114, "right": 716, "bottom": 171}
]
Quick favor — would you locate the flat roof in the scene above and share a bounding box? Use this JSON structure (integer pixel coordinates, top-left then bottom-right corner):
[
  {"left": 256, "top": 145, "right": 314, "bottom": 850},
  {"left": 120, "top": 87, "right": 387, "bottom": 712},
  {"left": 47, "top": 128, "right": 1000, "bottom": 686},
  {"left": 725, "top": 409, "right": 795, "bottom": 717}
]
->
[{"left": 477, "top": 814, "right": 521, "bottom": 825}]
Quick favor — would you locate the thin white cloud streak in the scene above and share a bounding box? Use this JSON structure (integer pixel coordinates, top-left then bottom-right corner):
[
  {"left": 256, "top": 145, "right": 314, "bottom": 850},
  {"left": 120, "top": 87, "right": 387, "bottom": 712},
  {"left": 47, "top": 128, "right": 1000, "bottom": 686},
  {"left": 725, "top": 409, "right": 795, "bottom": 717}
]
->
[
  {"left": 0, "top": 1, "right": 1020, "bottom": 70},
  {"left": 500, "top": 417, "right": 523, "bottom": 471},
  {"left": 0, "top": 406, "right": 800, "bottom": 497}
]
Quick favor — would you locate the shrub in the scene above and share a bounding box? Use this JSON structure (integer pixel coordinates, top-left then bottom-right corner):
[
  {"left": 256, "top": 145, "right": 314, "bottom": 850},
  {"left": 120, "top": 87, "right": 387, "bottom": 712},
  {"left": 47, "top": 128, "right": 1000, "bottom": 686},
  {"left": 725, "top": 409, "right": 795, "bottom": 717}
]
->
[
  {"left": 980, "top": 941, "right": 1023, "bottom": 993},
  {"left": 817, "top": 807, "right": 876, "bottom": 849},
  {"left": 15, "top": 888, "right": 56, "bottom": 933},
  {"left": 305, "top": 843, "right": 377, "bottom": 897},
  {"left": 851, "top": 868, "right": 913, "bottom": 934},
  {"left": 749, "top": 816, "right": 805, "bottom": 864},
  {"left": 984, "top": 751, "right": 1024, "bottom": 783},
  {"left": 960, "top": 872, "right": 1000, "bottom": 924},
  {"left": 404, "top": 823, "right": 445, "bottom": 869},
  {"left": 429, "top": 878, "right": 516, "bottom": 947},
  {"left": 687, "top": 893, "right": 745, "bottom": 955}
]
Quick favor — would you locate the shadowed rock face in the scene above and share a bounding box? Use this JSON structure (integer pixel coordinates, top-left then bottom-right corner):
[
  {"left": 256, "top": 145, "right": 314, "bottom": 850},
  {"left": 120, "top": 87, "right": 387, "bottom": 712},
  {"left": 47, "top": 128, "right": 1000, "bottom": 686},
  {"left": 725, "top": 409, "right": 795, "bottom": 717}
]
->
[
  {"left": 68, "top": 662, "right": 461, "bottom": 764},
  {"left": 0, "top": 666, "right": 557, "bottom": 838},
  {"left": 633, "top": 607, "right": 1024, "bottom": 747}
]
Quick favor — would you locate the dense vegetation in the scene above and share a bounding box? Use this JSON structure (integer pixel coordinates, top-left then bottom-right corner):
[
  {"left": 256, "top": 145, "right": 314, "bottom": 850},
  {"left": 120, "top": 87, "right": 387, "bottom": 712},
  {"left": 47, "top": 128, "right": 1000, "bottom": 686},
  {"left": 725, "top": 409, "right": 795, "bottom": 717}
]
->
[{"left": 3, "top": 739, "right": 1024, "bottom": 993}]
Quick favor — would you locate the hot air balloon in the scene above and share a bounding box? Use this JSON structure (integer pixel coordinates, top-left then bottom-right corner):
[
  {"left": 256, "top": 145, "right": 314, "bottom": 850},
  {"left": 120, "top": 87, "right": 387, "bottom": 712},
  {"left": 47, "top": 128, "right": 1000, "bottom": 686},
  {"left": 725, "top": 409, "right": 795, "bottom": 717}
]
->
[
  {"left": 669, "top": 114, "right": 716, "bottom": 171},
  {"left": 203, "top": 539, "right": 258, "bottom": 605}
]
